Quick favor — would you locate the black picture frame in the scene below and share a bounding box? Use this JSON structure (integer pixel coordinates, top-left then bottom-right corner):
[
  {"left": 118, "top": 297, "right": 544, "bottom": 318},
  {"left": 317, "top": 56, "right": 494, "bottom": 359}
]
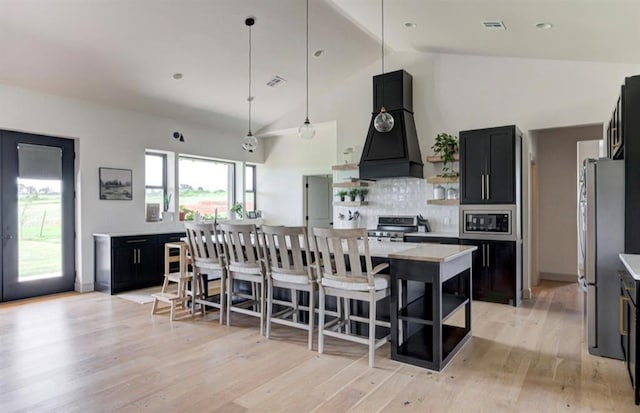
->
[
  {"left": 247, "top": 210, "right": 257, "bottom": 219},
  {"left": 99, "top": 167, "right": 132, "bottom": 200}
]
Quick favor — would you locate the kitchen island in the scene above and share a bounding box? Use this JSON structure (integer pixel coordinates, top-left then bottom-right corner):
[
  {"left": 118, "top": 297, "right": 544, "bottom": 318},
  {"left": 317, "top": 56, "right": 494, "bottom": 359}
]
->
[
  {"left": 341, "top": 240, "right": 476, "bottom": 371},
  {"left": 389, "top": 244, "right": 476, "bottom": 371}
]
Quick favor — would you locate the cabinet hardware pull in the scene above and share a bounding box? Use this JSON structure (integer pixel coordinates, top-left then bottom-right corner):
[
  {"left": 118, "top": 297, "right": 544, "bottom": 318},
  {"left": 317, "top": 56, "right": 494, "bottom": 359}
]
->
[
  {"left": 481, "top": 174, "right": 485, "bottom": 200},
  {"left": 486, "top": 174, "right": 490, "bottom": 200},
  {"left": 126, "top": 239, "right": 148, "bottom": 243},
  {"left": 132, "top": 249, "right": 136, "bottom": 264},
  {"left": 482, "top": 244, "right": 486, "bottom": 267},
  {"left": 486, "top": 244, "right": 490, "bottom": 267},
  {"left": 137, "top": 249, "right": 141, "bottom": 264},
  {"left": 620, "top": 296, "right": 629, "bottom": 336}
]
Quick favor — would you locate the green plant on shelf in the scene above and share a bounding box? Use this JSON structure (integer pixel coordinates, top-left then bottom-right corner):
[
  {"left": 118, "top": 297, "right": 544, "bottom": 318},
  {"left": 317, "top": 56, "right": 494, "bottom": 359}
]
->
[
  {"left": 431, "top": 132, "right": 459, "bottom": 178},
  {"left": 356, "top": 188, "right": 369, "bottom": 202},
  {"left": 348, "top": 188, "right": 359, "bottom": 202},
  {"left": 336, "top": 190, "right": 348, "bottom": 202}
]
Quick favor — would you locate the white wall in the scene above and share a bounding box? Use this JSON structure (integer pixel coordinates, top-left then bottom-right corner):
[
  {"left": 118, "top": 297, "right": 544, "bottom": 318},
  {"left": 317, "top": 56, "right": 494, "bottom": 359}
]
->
[
  {"left": 533, "top": 125, "right": 603, "bottom": 280},
  {"left": 256, "top": 121, "right": 337, "bottom": 226},
  {"left": 0, "top": 84, "right": 264, "bottom": 292},
  {"left": 261, "top": 50, "right": 640, "bottom": 294}
]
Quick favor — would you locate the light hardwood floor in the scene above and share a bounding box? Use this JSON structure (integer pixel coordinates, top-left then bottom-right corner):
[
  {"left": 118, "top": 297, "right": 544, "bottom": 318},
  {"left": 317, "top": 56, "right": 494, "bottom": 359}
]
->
[{"left": 0, "top": 281, "right": 636, "bottom": 412}]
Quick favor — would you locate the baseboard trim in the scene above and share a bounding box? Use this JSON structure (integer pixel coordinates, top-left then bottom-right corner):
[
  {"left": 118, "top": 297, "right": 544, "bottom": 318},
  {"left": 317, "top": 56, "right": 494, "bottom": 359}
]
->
[
  {"left": 75, "top": 281, "right": 94, "bottom": 293},
  {"left": 539, "top": 272, "right": 576, "bottom": 283},
  {"left": 522, "top": 288, "right": 532, "bottom": 299}
]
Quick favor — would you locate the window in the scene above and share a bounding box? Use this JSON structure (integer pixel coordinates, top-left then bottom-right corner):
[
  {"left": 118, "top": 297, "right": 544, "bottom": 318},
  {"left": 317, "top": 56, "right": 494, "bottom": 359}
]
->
[
  {"left": 245, "top": 164, "right": 256, "bottom": 212},
  {"left": 145, "top": 152, "right": 167, "bottom": 210},
  {"left": 178, "top": 155, "right": 234, "bottom": 220}
]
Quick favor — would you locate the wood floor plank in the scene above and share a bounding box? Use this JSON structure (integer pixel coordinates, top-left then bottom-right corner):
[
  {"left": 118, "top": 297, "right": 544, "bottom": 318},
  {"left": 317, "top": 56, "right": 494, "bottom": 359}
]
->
[{"left": 0, "top": 281, "right": 637, "bottom": 412}]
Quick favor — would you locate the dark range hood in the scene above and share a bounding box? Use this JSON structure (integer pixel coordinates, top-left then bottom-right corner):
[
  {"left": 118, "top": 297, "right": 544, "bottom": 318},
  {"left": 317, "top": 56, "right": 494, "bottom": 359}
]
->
[{"left": 359, "top": 70, "right": 423, "bottom": 180}]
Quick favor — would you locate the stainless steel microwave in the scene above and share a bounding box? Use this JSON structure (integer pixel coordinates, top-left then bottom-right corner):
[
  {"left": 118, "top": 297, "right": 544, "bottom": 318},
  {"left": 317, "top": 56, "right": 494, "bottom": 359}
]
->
[{"left": 459, "top": 204, "right": 518, "bottom": 241}]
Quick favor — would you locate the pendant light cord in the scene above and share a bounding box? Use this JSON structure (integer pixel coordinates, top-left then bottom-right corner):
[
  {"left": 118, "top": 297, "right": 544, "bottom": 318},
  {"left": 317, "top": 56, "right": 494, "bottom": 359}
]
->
[
  {"left": 248, "top": 21, "right": 252, "bottom": 134},
  {"left": 381, "top": 0, "right": 385, "bottom": 110},
  {"left": 305, "top": 0, "right": 309, "bottom": 120}
]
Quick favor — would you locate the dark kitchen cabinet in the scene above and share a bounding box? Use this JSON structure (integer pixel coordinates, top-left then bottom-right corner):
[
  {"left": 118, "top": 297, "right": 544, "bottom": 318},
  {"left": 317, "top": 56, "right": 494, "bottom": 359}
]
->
[
  {"left": 94, "top": 232, "right": 185, "bottom": 294},
  {"left": 620, "top": 269, "right": 639, "bottom": 405},
  {"left": 460, "top": 125, "right": 521, "bottom": 205},
  {"left": 459, "top": 239, "right": 521, "bottom": 306}
]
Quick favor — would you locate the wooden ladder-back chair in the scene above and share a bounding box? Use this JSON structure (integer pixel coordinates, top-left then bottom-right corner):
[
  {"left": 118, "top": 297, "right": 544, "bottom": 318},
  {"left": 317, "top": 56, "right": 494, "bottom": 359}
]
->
[
  {"left": 261, "top": 225, "right": 316, "bottom": 350},
  {"left": 313, "top": 227, "right": 391, "bottom": 368},
  {"left": 184, "top": 222, "right": 227, "bottom": 324},
  {"left": 218, "top": 222, "right": 266, "bottom": 335}
]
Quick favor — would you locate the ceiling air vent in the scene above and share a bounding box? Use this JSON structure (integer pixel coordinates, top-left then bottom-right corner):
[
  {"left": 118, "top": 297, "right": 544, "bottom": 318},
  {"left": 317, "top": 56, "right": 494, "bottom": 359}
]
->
[
  {"left": 482, "top": 21, "right": 506, "bottom": 30},
  {"left": 266, "top": 75, "right": 286, "bottom": 87}
]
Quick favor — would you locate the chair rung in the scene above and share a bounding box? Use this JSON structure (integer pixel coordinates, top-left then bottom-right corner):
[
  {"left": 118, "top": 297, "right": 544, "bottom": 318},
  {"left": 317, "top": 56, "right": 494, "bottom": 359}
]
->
[
  {"left": 321, "top": 329, "right": 389, "bottom": 348},
  {"left": 229, "top": 306, "right": 262, "bottom": 317},
  {"left": 347, "top": 315, "right": 391, "bottom": 328},
  {"left": 269, "top": 317, "right": 311, "bottom": 331}
]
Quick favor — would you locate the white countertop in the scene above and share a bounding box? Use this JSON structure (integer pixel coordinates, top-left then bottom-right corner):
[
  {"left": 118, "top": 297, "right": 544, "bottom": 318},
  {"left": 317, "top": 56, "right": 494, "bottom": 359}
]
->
[
  {"left": 389, "top": 244, "right": 477, "bottom": 263},
  {"left": 404, "top": 231, "right": 459, "bottom": 238},
  {"left": 620, "top": 254, "right": 640, "bottom": 280}
]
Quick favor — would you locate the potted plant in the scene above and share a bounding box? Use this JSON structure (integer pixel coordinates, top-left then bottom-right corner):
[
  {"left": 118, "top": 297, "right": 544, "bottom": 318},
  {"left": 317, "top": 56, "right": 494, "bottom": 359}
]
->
[
  {"left": 230, "top": 202, "right": 243, "bottom": 219},
  {"left": 357, "top": 188, "right": 369, "bottom": 202},
  {"left": 338, "top": 210, "right": 360, "bottom": 228},
  {"left": 337, "top": 190, "right": 348, "bottom": 202},
  {"left": 431, "top": 132, "right": 459, "bottom": 178},
  {"left": 162, "top": 193, "right": 173, "bottom": 222},
  {"left": 178, "top": 205, "right": 190, "bottom": 221},
  {"left": 348, "top": 188, "right": 359, "bottom": 202}
]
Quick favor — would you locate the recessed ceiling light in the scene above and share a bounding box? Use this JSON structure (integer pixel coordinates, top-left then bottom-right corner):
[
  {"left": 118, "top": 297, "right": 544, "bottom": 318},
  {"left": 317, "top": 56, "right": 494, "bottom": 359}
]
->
[
  {"left": 313, "top": 49, "right": 325, "bottom": 58},
  {"left": 172, "top": 73, "right": 183, "bottom": 80},
  {"left": 404, "top": 22, "right": 417, "bottom": 28},
  {"left": 536, "top": 22, "right": 553, "bottom": 29}
]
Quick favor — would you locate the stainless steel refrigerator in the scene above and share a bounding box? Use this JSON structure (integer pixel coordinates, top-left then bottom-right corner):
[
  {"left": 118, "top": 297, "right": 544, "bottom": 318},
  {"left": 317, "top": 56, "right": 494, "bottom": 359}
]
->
[{"left": 578, "top": 158, "right": 624, "bottom": 360}]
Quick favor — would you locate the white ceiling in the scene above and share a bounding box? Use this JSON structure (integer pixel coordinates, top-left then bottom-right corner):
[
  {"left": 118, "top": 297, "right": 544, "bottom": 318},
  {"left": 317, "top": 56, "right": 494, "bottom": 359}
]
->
[{"left": 1, "top": 0, "right": 639, "bottom": 133}]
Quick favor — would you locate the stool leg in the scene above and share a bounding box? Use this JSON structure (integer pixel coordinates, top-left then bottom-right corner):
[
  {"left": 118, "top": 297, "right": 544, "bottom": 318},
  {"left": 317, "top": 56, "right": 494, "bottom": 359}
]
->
[
  {"left": 368, "top": 291, "right": 376, "bottom": 368},
  {"left": 219, "top": 271, "right": 226, "bottom": 325},
  {"left": 318, "top": 287, "right": 325, "bottom": 354},
  {"left": 266, "top": 277, "right": 273, "bottom": 339},
  {"left": 308, "top": 286, "right": 315, "bottom": 351}
]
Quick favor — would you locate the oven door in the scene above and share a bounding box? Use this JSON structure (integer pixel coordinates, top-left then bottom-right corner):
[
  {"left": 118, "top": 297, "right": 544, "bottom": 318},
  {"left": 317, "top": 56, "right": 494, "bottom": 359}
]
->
[{"left": 459, "top": 204, "right": 517, "bottom": 241}]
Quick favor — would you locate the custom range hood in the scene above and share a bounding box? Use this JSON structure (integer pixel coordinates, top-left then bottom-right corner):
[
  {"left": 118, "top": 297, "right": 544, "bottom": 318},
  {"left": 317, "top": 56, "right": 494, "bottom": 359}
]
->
[{"left": 359, "top": 70, "right": 423, "bottom": 180}]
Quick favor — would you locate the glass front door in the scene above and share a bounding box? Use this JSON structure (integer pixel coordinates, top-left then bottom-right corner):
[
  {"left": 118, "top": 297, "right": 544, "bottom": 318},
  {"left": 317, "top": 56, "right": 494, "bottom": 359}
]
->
[{"left": 1, "top": 131, "right": 75, "bottom": 301}]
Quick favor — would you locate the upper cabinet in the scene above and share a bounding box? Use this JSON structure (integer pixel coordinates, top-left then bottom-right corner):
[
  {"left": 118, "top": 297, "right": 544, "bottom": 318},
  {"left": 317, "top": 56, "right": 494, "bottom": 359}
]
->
[{"left": 460, "top": 125, "right": 522, "bottom": 205}]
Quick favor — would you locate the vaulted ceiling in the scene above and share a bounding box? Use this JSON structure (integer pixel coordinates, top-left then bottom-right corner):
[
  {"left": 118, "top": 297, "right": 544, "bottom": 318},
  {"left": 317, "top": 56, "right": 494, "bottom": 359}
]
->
[{"left": 1, "top": 0, "right": 638, "bottom": 133}]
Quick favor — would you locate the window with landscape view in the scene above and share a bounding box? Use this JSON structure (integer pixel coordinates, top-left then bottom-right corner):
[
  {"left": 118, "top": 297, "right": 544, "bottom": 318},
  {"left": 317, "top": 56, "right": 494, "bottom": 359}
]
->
[
  {"left": 178, "top": 156, "right": 234, "bottom": 220},
  {"left": 145, "top": 152, "right": 167, "bottom": 210},
  {"left": 245, "top": 164, "right": 256, "bottom": 212}
]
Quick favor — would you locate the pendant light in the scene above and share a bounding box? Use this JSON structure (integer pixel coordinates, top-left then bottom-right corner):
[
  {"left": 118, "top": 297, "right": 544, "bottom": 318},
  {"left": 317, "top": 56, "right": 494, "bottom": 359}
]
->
[
  {"left": 242, "top": 17, "right": 258, "bottom": 153},
  {"left": 298, "top": 0, "right": 316, "bottom": 140},
  {"left": 374, "top": 0, "right": 394, "bottom": 133}
]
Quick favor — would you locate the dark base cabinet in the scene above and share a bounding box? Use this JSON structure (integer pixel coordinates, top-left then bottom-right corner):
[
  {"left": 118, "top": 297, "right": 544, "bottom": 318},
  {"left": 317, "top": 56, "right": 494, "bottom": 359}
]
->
[
  {"left": 94, "top": 232, "right": 185, "bottom": 294},
  {"left": 390, "top": 255, "right": 472, "bottom": 371},
  {"left": 620, "top": 269, "right": 639, "bottom": 405},
  {"left": 459, "top": 239, "right": 521, "bottom": 306}
]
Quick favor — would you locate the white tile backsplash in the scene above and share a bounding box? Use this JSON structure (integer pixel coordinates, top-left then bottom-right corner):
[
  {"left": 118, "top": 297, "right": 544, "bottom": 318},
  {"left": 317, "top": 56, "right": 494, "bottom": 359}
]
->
[{"left": 333, "top": 177, "right": 459, "bottom": 233}]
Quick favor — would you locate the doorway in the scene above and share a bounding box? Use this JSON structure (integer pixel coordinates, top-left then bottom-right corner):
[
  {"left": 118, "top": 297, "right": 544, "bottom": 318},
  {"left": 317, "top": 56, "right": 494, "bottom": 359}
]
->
[
  {"left": 0, "top": 130, "right": 75, "bottom": 301},
  {"left": 303, "top": 175, "right": 333, "bottom": 230},
  {"left": 530, "top": 124, "right": 602, "bottom": 284}
]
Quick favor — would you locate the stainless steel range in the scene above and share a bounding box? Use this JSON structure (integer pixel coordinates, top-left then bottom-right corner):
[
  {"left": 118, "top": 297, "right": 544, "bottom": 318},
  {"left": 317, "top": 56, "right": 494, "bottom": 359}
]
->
[{"left": 368, "top": 216, "right": 418, "bottom": 242}]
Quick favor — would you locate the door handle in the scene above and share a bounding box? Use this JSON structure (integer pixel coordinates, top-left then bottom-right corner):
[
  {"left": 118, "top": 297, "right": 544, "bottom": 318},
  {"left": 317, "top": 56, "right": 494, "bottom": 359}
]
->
[
  {"left": 482, "top": 243, "right": 486, "bottom": 267},
  {"left": 620, "top": 296, "right": 629, "bottom": 336},
  {"left": 485, "top": 174, "right": 490, "bottom": 200},
  {"left": 486, "top": 244, "right": 490, "bottom": 268}
]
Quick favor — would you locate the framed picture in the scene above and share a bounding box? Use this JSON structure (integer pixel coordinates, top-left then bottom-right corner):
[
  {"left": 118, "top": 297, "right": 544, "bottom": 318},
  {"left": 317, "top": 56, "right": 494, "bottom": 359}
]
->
[
  {"left": 246, "top": 210, "right": 257, "bottom": 219},
  {"left": 99, "top": 167, "right": 132, "bottom": 200}
]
